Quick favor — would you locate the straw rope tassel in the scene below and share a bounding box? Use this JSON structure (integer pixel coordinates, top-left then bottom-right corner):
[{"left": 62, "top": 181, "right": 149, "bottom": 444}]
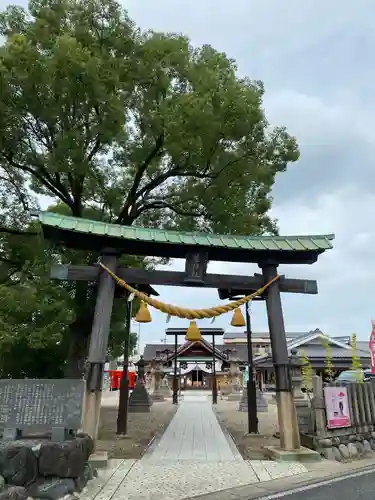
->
[{"left": 99, "top": 263, "right": 280, "bottom": 320}]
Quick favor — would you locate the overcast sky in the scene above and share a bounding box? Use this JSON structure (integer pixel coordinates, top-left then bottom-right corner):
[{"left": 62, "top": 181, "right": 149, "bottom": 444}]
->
[
  {"left": 121, "top": 0, "right": 375, "bottom": 347},
  {"left": 3, "top": 0, "right": 373, "bottom": 347}
]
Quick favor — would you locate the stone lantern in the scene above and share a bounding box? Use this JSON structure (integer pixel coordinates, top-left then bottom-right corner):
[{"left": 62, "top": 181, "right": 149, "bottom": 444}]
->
[
  {"left": 224, "top": 349, "right": 242, "bottom": 401},
  {"left": 289, "top": 348, "right": 312, "bottom": 433},
  {"left": 150, "top": 352, "right": 172, "bottom": 401},
  {"left": 128, "top": 356, "right": 152, "bottom": 413}
]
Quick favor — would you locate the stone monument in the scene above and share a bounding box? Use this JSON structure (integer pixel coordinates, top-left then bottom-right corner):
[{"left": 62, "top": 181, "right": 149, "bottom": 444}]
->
[
  {"left": 0, "top": 379, "right": 85, "bottom": 441},
  {"left": 0, "top": 379, "right": 97, "bottom": 500},
  {"left": 128, "top": 356, "right": 152, "bottom": 413}
]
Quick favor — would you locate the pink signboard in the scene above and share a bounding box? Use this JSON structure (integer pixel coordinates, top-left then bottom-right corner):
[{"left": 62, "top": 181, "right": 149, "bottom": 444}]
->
[
  {"left": 369, "top": 321, "right": 375, "bottom": 374},
  {"left": 324, "top": 386, "right": 351, "bottom": 429}
]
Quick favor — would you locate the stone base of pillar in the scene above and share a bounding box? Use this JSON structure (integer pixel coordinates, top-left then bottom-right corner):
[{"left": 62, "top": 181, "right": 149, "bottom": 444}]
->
[
  {"left": 276, "top": 391, "right": 300, "bottom": 450},
  {"left": 238, "top": 388, "right": 268, "bottom": 412},
  {"left": 263, "top": 444, "right": 321, "bottom": 462},
  {"left": 128, "top": 383, "right": 152, "bottom": 413},
  {"left": 227, "top": 384, "right": 242, "bottom": 401},
  {"left": 151, "top": 390, "right": 166, "bottom": 402},
  {"left": 151, "top": 385, "right": 172, "bottom": 401},
  {"left": 227, "top": 392, "right": 242, "bottom": 401}
]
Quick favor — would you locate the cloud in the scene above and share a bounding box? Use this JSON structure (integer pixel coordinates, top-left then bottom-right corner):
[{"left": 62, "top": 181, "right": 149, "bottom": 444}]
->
[
  {"left": 121, "top": 0, "right": 375, "bottom": 346},
  {"left": 3, "top": 0, "right": 374, "bottom": 345}
]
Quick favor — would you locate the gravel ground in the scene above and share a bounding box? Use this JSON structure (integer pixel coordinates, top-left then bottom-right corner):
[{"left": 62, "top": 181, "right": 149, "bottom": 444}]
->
[
  {"left": 214, "top": 397, "right": 280, "bottom": 460},
  {"left": 96, "top": 391, "right": 177, "bottom": 459}
]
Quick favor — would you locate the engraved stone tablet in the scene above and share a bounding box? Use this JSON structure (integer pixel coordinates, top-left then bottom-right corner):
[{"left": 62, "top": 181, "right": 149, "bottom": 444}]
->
[{"left": 0, "top": 379, "right": 85, "bottom": 433}]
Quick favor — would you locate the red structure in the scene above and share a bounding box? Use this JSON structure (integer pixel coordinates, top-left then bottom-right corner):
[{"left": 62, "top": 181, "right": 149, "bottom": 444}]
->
[{"left": 107, "top": 370, "right": 136, "bottom": 391}]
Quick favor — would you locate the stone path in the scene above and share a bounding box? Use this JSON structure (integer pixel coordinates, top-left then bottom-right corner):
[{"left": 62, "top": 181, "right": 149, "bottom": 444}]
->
[
  {"left": 84, "top": 392, "right": 309, "bottom": 500},
  {"left": 143, "top": 391, "right": 242, "bottom": 462}
]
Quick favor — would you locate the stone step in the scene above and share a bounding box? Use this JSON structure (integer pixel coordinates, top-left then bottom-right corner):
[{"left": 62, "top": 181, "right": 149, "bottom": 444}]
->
[{"left": 89, "top": 451, "right": 109, "bottom": 469}]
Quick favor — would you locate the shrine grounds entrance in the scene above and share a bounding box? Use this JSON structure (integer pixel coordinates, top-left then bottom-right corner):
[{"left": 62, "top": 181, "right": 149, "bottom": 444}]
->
[{"left": 38, "top": 211, "right": 334, "bottom": 454}]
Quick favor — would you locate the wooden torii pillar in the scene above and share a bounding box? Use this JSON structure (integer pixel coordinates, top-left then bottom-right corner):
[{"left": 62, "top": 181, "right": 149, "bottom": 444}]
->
[{"left": 55, "top": 250, "right": 158, "bottom": 440}]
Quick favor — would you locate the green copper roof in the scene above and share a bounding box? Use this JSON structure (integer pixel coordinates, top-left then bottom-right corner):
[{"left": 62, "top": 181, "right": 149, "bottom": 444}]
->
[{"left": 37, "top": 212, "right": 334, "bottom": 253}]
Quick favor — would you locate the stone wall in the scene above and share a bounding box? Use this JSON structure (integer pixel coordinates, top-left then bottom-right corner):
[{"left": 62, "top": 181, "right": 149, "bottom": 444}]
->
[
  {"left": 299, "top": 375, "right": 375, "bottom": 461},
  {"left": 0, "top": 434, "right": 97, "bottom": 500},
  {"left": 301, "top": 431, "right": 375, "bottom": 462}
]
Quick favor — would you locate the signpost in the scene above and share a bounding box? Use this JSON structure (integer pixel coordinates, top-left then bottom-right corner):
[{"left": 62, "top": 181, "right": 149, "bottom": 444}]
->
[
  {"left": 324, "top": 386, "right": 351, "bottom": 429},
  {"left": 369, "top": 321, "right": 375, "bottom": 374}
]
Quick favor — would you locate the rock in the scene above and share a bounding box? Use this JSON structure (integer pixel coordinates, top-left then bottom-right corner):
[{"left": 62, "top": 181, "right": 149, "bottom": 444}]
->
[
  {"left": 0, "top": 487, "right": 28, "bottom": 500},
  {"left": 27, "top": 478, "right": 75, "bottom": 500},
  {"left": 348, "top": 435, "right": 357, "bottom": 442},
  {"left": 370, "top": 439, "right": 375, "bottom": 450},
  {"left": 73, "top": 464, "right": 95, "bottom": 493},
  {"left": 332, "top": 437, "right": 341, "bottom": 446},
  {"left": 363, "top": 440, "right": 373, "bottom": 454},
  {"left": 348, "top": 442, "right": 358, "bottom": 457},
  {"left": 31, "top": 445, "right": 41, "bottom": 459},
  {"left": 38, "top": 437, "right": 93, "bottom": 478},
  {"left": 0, "top": 445, "right": 38, "bottom": 486},
  {"left": 332, "top": 447, "right": 343, "bottom": 462},
  {"left": 318, "top": 439, "right": 332, "bottom": 448},
  {"left": 338, "top": 444, "right": 350, "bottom": 459},
  {"left": 355, "top": 442, "right": 365, "bottom": 455},
  {"left": 322, "top": 448, "right": 336, "bottom": 460}
]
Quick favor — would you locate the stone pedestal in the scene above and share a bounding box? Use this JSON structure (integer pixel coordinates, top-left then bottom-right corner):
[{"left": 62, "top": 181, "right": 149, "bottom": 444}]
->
[
  {"left": 238, "top": 388, "right": 268, "bottom": 412},
  {"left": 227, "top": 362, "right": 242, "bottom": 401},
  {"left": 151, "top": 379, "right": 172, "bottom": 401},
  {"left": 227, "top": 391, "right": 242, "bottom": 401},
  {"left": 128, "top": 382, "right": 152, "bottom": 413},
  {"left": 227, "top": 382, "right": 242, "bottom": 401},
  {"left": 263, "top": 445, "right": 321, "bottom": 463}
]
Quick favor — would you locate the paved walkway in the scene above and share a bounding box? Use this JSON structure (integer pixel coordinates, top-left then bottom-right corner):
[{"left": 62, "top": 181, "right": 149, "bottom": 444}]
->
[
  {"left": 84, "top": 392, "right": 309, "bottom": 500},
  {"left": 143, "top": 392, "right": 242, "bottom": 462}
]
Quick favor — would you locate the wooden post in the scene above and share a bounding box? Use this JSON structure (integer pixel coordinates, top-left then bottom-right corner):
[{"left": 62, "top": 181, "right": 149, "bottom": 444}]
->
[
  {"left": 212, "top": 334, "right": 217, "bottom": 404},
  {"left": 117, "top": 297, "right": 132, "bottom": 435},
  {"left": 173, "top": 333, "right": 178, "bottom": 404},
  {"left": 312, "top": 375, "right": 326, "bottom": 437},
  {"left": 245, "top": 302, "right": 258, "bottom": 434},
  {"left": 83, "top": 252, "right": 118, "bottom": 440},
  {"left": 262, "top": 263, "right": 300, "bottom": 451}
]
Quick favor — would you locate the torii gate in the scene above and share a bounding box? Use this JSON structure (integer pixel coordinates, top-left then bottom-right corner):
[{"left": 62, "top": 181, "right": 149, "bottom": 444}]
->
[{"left": 36, "top": 211, "right": 334, "bottom": 454}]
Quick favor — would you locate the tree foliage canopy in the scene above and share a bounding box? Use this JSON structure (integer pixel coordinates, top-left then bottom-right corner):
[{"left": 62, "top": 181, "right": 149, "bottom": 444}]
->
[{"left": 0, "top": 0, "right": 299, "bottom": 376}]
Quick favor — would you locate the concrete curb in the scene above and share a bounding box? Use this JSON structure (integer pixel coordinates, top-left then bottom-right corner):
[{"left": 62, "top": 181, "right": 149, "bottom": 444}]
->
[{"left": 186, "top": 457, "right": 375, "bottom": 500}]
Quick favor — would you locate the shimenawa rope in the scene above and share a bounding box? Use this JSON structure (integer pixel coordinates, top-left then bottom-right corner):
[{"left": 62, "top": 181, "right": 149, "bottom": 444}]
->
[{"left": 99, "top": 262, "right": 280, "bottom": 320}]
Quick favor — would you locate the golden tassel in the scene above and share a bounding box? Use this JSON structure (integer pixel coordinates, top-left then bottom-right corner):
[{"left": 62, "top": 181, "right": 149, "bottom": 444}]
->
[
  {"left": 135, "top": 301, "right": 152, "bottom": 323},
  {"left": 231, "top": 307, "right": 246, "bottom": 327},
  {"left": 185, "top": 321, "right": 202, "bottom": 342}
]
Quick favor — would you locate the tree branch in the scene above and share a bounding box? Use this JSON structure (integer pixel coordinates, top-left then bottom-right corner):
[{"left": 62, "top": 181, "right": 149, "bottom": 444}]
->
[
  {"left": 116, "top": 134, "right": 164, "bottom": 223},
  {"left": 136, "top": 200, "right": 209, "bottom": 219},
  {"left": 3, "top": 155, "right": 75, "bottom": 209}
]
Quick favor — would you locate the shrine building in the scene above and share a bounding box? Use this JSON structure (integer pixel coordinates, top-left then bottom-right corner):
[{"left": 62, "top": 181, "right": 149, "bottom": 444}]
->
[{"left": 142, "top": 328, "right": 371, "bottom": 391}]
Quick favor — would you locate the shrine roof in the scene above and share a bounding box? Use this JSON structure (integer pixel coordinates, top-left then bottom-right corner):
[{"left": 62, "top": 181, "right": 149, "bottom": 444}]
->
[{"left": 37, "top": 211, "right": 334, "bottom": 264}]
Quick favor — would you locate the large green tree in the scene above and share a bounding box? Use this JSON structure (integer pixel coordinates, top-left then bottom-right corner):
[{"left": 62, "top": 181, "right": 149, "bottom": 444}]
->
[{"left": 0, "top": 0, "right": 299, "bottom": 377}]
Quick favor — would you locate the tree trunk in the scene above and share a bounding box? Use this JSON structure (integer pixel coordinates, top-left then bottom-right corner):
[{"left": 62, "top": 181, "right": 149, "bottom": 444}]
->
[{"left": 64, "top": 282, "right": 95, "bottom": 378}]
